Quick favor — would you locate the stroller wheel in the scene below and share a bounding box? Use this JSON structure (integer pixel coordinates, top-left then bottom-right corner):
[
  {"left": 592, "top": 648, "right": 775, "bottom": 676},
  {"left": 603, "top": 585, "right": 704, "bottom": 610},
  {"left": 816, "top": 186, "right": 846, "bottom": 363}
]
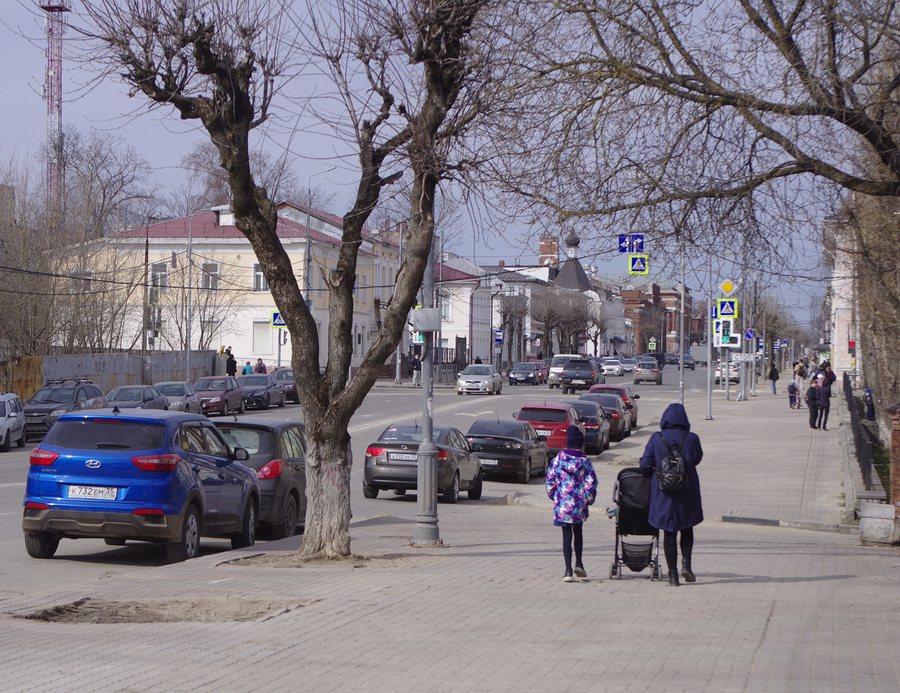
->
[
  {"left": 609, "top": 562, "right": 618, "bottom": 579},
  {"left": 651, "top": 567, "right": 660, "bottom": 581}
]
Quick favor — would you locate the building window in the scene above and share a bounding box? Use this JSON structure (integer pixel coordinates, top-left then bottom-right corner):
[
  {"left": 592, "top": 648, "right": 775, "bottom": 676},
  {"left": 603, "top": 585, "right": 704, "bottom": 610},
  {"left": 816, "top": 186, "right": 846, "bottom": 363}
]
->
[
  {"left": 252, "top": 321, "right": 271, "bottom": 353},
  {"left": 442, "top": 297, "right": 452, "bottom": 322},
  {"left": 252, "top": 263, "right": 268, "bottom": 291},
  {"left": 151, "top": 263, "right": 168, "bottom": 290},
  {"left": 318, "top": 270, "right": 324, "bottom": 297},
  {"left": 200, "top": 320, "right": 220, "bottom": 348},
  {"left": 201, "top": 263, "right": 219, "bottom": 290}
]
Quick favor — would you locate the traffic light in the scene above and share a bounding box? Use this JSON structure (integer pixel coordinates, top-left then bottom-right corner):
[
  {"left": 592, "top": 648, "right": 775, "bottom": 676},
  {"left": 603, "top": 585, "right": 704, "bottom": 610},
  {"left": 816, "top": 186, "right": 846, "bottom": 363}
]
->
[
  {"left": 849, "top": 340, "right": 856, "bottom": 356},
  {"left": 721, "top": 319, "right": 731, "bottom": 340}
]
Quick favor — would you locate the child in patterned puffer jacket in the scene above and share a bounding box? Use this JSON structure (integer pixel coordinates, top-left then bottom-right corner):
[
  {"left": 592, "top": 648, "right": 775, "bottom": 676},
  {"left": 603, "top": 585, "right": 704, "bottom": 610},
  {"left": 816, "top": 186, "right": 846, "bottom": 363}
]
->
[{"left": 546, "top": 425, "right": 598, "bottom": 582}]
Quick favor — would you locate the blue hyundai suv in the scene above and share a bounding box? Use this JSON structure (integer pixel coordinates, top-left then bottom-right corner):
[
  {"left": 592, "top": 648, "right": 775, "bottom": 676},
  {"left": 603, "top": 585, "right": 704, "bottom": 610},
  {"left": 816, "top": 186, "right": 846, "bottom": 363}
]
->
[{"left": 22, "top": 409, "right": 260, "bottom": 562}]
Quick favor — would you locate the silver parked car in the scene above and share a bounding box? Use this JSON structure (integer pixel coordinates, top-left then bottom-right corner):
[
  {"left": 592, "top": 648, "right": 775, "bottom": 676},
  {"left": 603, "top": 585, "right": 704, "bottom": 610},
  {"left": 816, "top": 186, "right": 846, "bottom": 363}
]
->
[
  {"left": 106, "top": 385, "right": 169, "bottom": 410},
  {"left": 155, "top": 381, "right": 202, "bottom": 413},
  {"left": 456, "top": 364, "right": 503, "bottom": 395}
]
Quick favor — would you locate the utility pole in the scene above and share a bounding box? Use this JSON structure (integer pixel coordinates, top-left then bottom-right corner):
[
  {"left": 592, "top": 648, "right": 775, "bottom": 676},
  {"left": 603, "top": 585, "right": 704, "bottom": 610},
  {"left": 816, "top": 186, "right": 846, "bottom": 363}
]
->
[
  {"left": 41, "top": 1, "right": 70, "bottom": 220},
  {"left": 706, "top": 253, "right": 713, "bottom": 420}
]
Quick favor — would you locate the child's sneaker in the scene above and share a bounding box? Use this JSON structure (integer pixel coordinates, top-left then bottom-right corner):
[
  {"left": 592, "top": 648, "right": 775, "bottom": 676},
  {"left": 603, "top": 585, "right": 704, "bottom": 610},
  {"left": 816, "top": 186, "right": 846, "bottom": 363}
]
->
[
  {"left": 573, "top": 565, "right": 587, "bottom": 578},
  {"left": 562, "top": 570, "right": 574, "bottom": 582}
]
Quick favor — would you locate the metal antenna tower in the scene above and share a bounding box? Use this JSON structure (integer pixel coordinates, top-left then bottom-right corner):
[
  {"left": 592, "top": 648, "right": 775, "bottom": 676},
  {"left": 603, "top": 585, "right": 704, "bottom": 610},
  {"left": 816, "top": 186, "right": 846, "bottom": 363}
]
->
[{"left": 40, "top": 1, "right": 71, "bottom": 217}]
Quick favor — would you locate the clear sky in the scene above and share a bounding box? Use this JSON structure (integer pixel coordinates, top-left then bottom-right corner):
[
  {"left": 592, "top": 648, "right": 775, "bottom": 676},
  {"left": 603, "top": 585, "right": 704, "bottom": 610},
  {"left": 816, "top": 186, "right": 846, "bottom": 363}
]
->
[{"left": 2, "top": 1, "right": 824, "bottom": 330}]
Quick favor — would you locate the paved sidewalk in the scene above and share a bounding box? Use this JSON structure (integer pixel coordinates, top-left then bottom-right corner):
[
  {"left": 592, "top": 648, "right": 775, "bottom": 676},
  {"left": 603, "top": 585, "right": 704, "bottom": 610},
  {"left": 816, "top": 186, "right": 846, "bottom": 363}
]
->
[{"left": 2, "top": 389, "right": 899, "bottom": 692}]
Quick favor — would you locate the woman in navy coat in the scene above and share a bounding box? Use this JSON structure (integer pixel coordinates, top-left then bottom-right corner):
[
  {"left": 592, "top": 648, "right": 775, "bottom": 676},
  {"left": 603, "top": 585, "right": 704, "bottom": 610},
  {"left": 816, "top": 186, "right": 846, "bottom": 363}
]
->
[{"left": 639, "top": 403, "right": 703, "bottom": 586}]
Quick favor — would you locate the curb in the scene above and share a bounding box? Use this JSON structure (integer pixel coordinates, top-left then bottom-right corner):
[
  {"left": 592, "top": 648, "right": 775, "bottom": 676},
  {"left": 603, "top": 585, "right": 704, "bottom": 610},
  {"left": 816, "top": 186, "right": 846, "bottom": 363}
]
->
[{"left": 721, "top": 514, "right": 859, "bottom": 534}]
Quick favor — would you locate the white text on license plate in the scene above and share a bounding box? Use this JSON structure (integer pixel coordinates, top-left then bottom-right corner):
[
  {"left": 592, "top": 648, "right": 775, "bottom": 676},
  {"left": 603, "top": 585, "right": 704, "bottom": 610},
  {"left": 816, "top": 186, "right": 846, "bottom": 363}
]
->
[
  {"left": 390, "top": 453, "right": 417, "bottom": 462},
  {"left": 574, "top": 380, "right": 586, "bottom": 384},
  {"left": 480, "top": 459, "right": 499, "bottom": 467},
  {"left": 536, "top": 430, "right": 551, "bottom": 436},
  {"left": 26, "top": 418, "right": 42, "bottom": 424},
  {"left": 68, "top": 485, "right": 117, "bottom": 501}
]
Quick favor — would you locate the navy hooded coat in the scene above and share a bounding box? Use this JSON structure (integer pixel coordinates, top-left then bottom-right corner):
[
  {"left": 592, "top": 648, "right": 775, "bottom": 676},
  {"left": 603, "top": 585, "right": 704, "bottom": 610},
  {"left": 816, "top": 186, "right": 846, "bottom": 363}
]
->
[{"left": 639, "top": 403, "right": 704, "bottom": 532}]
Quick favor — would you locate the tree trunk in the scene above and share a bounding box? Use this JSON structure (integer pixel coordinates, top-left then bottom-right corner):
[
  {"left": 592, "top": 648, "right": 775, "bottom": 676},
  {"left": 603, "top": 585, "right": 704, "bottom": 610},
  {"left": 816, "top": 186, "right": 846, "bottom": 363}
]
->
[{"left": 300, "top": 435, "right": 353, "bottom": 557}]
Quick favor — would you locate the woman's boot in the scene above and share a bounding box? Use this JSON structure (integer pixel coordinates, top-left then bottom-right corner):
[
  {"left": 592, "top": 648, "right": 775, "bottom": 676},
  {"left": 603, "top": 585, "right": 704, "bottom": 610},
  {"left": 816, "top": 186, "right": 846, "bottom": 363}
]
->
[
  {"left": 681, "top": 560, "right": 695, "bottom": 583},
  {"left": 667, "top": 570, "right": 679, "bottom": 586}
]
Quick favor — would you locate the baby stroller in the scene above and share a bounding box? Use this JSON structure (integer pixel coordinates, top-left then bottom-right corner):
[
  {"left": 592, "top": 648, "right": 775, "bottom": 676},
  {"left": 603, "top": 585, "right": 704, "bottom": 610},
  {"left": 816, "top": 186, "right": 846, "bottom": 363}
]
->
[{"left": 609, "top": 467, "right": 661, "bottom": 580}]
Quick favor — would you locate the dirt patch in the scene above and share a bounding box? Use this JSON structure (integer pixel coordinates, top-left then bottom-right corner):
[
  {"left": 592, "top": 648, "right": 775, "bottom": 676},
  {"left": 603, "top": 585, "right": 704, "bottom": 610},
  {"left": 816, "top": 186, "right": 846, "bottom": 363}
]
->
[
  {"left": 17, "top": 596, "right": 301, "bottom": 624},
  {"left": 225, "top": 552, "right": 446, "bottom": 570}
]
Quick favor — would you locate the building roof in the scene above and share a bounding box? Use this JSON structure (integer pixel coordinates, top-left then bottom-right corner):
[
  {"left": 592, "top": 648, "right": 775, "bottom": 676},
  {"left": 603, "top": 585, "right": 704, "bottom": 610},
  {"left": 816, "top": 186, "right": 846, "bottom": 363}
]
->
[{"left": 554, "top": 256, "right": 594, "bottom": 293}]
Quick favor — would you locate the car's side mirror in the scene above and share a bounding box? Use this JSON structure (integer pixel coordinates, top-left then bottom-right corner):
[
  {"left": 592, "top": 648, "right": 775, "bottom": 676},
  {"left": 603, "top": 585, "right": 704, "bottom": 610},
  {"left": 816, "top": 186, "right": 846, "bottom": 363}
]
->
[
  {"left": 625, "top": 403, "right": 633, "bottom": 409},
  {"left": 606, "top": 412, "right": 614, "bottom": 419},
  {"left": 232, "top": 447, "right": 249, "bottom": 461},
  {"left": 633, "top": 395, "right": 640, "bottom": 399}
]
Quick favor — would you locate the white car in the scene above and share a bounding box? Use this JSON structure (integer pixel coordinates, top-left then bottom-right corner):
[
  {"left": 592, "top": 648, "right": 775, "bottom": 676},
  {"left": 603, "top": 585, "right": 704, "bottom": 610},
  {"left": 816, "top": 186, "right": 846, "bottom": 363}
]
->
[
  {"left": 457, "top": 365, "right": 503, "bottom": 395},
  {"left": 714, "top": 361, "right": 740, "bottom": 383},
  {"left": 0, "top": 391, "right": 26, "bottom": 451},
  {"left": 601, "top": 359, "right": 624, "bottom": 376}
]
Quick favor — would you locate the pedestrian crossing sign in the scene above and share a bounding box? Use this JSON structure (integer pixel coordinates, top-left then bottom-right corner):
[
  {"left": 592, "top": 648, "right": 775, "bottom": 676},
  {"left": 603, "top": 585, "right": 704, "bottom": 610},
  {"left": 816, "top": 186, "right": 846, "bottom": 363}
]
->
[
  {"left": 717, "top": 298, "right": 738, "bottom": 320},
  {"left": 271, "top": 311, "right": 287, "bottom": 329},
  {"left": 628, "top": 254, "right": 649, "bottom": 274}
]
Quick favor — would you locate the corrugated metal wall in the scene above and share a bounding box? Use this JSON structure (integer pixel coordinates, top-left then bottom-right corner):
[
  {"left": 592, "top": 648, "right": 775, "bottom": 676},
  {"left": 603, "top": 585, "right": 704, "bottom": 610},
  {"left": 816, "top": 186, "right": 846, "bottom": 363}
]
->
[{"left": 1, "top": 351, "right": 220, "bottom": 400}]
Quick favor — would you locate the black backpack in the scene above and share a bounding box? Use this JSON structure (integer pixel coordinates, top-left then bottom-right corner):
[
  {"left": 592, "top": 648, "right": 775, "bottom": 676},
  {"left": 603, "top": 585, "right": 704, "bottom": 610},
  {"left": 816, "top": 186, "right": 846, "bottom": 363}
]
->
[{"left": 655, "top": 431, "right": 690, "bottom": 493}]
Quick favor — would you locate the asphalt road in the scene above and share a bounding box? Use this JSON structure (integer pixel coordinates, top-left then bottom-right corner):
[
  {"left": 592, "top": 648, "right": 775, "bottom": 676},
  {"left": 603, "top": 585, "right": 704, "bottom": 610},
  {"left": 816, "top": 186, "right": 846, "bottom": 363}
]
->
[{"left": 0, "top": 365, "right": 711, "bottom": 599}]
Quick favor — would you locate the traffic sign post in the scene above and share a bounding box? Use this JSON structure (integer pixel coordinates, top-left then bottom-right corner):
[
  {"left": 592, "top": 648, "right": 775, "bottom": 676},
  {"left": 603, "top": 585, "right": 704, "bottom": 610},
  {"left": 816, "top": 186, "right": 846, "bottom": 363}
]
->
[
  {"left": 717, "top": 298, "right": 738, "bottom": 320},
  {"left": 628, "top": 254, "right": 649, "bottom": 274},
  {"left": 618, "top": 234, "right": 644, "bottom": 253},
  {"left": 648, "top": 337, "right": 657, "bottom": 352},
  {"left": 270, "top": 311, "right": 287, "bottom": 329}
]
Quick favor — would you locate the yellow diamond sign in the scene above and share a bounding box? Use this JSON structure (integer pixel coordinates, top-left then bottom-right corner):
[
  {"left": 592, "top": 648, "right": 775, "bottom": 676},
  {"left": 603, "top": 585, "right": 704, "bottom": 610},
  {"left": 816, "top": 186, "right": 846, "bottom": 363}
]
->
[{"left": 720, "top": 280, "right": 735, "bottom": 295}]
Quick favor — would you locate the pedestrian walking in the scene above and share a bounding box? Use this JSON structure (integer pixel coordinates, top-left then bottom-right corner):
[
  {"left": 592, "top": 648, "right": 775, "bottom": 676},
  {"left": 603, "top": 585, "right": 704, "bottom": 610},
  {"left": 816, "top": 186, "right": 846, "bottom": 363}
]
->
[
  {"left": 865, "top": 388, "right": 876, "bottom": 421},
  {"left": 226, "top": 352, "right": 237, "bottom": 377},
  {"left": 817, "top": 377, "right": 832, "bottom": 430},
  {"left": 242, "top": 361, "right": 253, "bottom": 375},
  {"left": 411, "top": 354, "right": 422, "bottom": 386},
  {"left": 639, "top": 403, "right": 703, "bottom": 587},
  {"left": 768, "top": 363, "right": 779, "bottom": 395},
  {"left": 787, "top": 380, "right": 799, "bottom": 409},
  {"left": 255, "top": 358, "right": 267, "bottom": 374},
  {"left": 824, "top": 366, "right": 837, "bottom": 385},
  {"left": 805, "top": 379, "right": 819, "bottom": 430},
  {"left": 545, "top": 425, "right": 598, "bottom": 582}
]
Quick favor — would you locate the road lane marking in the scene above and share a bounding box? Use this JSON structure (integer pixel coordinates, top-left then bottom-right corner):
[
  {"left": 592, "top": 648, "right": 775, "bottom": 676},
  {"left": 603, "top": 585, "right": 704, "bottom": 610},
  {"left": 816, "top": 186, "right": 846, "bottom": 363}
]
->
[{"left": 0, "top": 483, "right": 26, "bottom": 487}]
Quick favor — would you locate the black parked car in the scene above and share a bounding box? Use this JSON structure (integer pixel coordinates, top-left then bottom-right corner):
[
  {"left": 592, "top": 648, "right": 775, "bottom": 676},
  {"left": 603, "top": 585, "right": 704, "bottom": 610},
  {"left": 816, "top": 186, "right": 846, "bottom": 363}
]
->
[
  {"left": 106, "top": 385, "right": 169, "bottom": 410},
  {"left": 508, "top": 362, "right": 541, "bottom": 386},
  {"left": 579, "top": 392, "right": 633, "bottom": 441},
  {"left": 465, "top": 418, "right": 549, "bottom": 483},
  {"left": 271, "top": 367, "right": 299, "bottom": 404},
  {"left": 363, "top": 423, "right": 483, "bottom": 503},
  {"left": 560, "top": 358, "right": 602, "bottom": 394},
  {"left": 215, "top": 418, "right": 307, "bottom": 539},
  {"left": 557, "top": 399, "right": 611, "bottom": 455},
  {"left": 24, "top": 378, "right": 108, "bottom": 441},
  {"left": 237, "top": 374, "right": 286, "bottom": 410}
]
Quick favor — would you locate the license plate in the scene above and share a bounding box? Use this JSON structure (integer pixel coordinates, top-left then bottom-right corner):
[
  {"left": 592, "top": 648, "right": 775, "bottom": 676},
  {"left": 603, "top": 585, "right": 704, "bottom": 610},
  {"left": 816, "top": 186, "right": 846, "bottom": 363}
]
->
[
  {"left": 68, "top": 485, "right": 117, "bottom": 501},
  {"left": 480, "top": 458, "right": 499, "bottom": 467},
  {"left": 26, "top": 417, "right": 42, "bottom": 424},
  {"left": 574, "top": 380, "right": 586, "bottom": 384},
  {"left": 536, "top": 430, "right": 551, "bottom": 436},
  {"left": 390, "top": 453, "right": 417, "bottom": 462}
]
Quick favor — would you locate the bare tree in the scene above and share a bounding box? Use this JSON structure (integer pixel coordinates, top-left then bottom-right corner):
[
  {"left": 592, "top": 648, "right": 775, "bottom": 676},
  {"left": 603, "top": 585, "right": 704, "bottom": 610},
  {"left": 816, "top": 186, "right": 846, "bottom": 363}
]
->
[
  {"left": 498, "top": 292, "right": 527, "bottom": 368},
  {"left": 532, "top": 288, "right": 591, "bottom": 354},
  {"left": 81, "top": 0, "right": 493, "bottom": 557},
  {"left": 482, "top": 1, "right": 900, "bottom": 268}
]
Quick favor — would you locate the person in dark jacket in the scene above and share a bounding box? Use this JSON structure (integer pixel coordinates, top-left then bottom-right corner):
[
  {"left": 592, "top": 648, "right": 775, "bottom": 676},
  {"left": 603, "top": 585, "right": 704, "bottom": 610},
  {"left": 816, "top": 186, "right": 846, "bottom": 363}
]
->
[
  {"left": 225, "top": 352, "right": 237, "bottom": 377},
  {"left": 865, "top": 388, "right": 876, "bottom": 421},
  {"left": 805, "top": 379, "right": 819, "bottom": 430},
  {"left": 546, "top": 426, "right": 598, "bottom": 582},
  {"left": 639, "top": 403, "right": 703, "bottom": 586},
  {"left": 816, "top": 378, "right": 832, "bottom": 430},
  {"left": 767, "top": 364, "right": 779, "bottom": 395}
]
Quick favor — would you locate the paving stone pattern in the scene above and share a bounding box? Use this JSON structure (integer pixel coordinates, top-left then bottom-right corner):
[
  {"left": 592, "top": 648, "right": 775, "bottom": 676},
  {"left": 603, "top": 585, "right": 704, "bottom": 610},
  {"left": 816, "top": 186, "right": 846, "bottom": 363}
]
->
[{"left": 1, "top": 390, "right": 898, "bottom": 692}]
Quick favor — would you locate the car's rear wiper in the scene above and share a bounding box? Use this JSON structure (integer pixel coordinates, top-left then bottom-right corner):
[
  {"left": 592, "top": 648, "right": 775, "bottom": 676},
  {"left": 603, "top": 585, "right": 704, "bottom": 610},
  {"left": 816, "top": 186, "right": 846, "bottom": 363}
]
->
[{"left": 95, "top": 443, "right": 132, "bottom": 450}]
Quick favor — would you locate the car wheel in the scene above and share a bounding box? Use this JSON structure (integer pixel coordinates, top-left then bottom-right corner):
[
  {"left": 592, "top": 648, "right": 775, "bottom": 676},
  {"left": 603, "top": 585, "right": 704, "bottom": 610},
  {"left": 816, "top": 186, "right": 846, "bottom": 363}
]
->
[
  {"left": 104, "top": 537, "right": 126, "bottom": 546},
  {"left": 497, "top": 385, "right": 502, "bottom": 395},
  {"left": 518, "top": 458, "right": 532, "bottom": 484},
  {"left": 231, "top": 497, "right": 257, "bottom": 549},
  {"left": 468, "top": 469, "right": 483, "bottom": 500},
  {"left": 17, "top": 428, "right": 26, "bottom": 447},
  {"left": 603, "top": 433, "right": 610, "bottom": 451},
  {"left": 457, "top": 391, "right": 463, "bottom": 395},
  {"left": 278, "top": 393, "right": 286, "bottom": 408},
  {"left": 442, "top": 472, "right": 460, "bottom": 504},
  {"left": 238, "top": 399, "right": 245, "bottom": 414},
  {"left": 541, "top": 455, "right": 548, "bottom": 476},
  {"left": 0, "top": 430, "right": 9, "bottom": 453},
  {"left": 271, "top": 494, "right": 298, "bottom": 540},
  {"left": 263, "top": 395, "right": 270, "bottom": 410},
  {"left": 363, "top": 484, "right": 379, "bottom": 499},
  {"left": 165, "top": 505, "right": 201, "bottom": 563},
  {"left": 392, "top": 489, "right": 407, "bottom": 496},
  {"left": 624, "top": 424, "right": 632, "bottom": 438},
  {"left": 24, "top": 531, "right": 59, "bottom": 559},
  {"left": 221, "top": 401, "right": 229, "bottom": 417}
]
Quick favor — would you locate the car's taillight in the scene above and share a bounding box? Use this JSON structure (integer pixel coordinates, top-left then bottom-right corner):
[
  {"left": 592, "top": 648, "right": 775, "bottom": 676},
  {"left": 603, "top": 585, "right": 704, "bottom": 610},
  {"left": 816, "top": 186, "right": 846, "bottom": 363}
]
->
[
  {"left": 30, "top": 449, "right": 59, "bottom": 466},
  {"left": 437, "top": 450, "right": 450, "bottom": 460},
  {"left": 131, "top": 454, "right": 180, "bottom": 472},
  {"left": 258, "top": 459, "right": 285, "bottom": 479},
  {"left": 133, "top": 508, "right": 164, "bottom": 515},
  {"left": 25, "top": 501, "right": 49, "bottom": 509},
  {"left": 584, "top": 422, "right": 600, "bottom": 430},
  {"left": 366, "top": 446, "right": 386, "bottom": 457},
  {"left": 609, "top": 412, "right": 620, "bottom": 419}
]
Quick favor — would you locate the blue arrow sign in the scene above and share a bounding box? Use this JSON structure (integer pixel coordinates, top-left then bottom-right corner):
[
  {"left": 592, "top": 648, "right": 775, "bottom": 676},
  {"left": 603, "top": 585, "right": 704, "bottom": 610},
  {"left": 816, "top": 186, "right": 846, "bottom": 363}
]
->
[
  {"left": 629, "top": 234, "right": 644, "bottom": 252},
  {"left": 710, "top": 305, "right": 718, "bottom": 320},
  {"left": 618, "top": 234, "right": 628, "bottom": 253}
]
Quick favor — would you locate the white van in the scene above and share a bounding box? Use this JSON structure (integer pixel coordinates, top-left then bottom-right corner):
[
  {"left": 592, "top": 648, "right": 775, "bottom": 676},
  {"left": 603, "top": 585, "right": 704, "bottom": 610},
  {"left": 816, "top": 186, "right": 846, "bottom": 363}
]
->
[{"left": 547, "top": 354, "right": 582, "bottom": 389}]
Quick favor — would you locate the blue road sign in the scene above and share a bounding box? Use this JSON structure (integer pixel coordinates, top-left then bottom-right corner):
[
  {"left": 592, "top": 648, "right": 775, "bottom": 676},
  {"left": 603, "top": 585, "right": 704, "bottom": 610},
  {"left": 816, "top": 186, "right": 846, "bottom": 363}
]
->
[
  {"left": 271, "top": 311, "right": 287, "bottom": 328},
  {"left": 717, "top": 298, "right": 738, "bottom": 319},
  {"left": 494, "top": 330, "right": 504, "bottom": 343},
  {"left": 628, "top": 254, "right": 649, "bottom": 274},
  {"left": 618, "top": 234, "right": 645, "bottom": 253},
  {"left": 745, "top": 328, "right": 754, "bottom": 340},
  {"left": 710, "top": 305, "right": 718, "bottom": 320}
]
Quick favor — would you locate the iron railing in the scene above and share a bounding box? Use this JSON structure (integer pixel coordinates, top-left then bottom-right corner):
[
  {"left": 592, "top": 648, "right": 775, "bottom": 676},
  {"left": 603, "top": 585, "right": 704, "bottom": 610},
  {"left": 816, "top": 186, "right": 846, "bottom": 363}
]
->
[{"left": 844, "top": 372, "right": 877, "bottom": 491}]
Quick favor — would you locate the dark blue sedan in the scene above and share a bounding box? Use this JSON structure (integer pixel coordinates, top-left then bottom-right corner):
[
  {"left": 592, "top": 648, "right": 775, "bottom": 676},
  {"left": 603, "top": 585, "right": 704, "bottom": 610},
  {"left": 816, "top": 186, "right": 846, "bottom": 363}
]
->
[{"left": 21, "top": 410, "right": 260, "bottom": 562}]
